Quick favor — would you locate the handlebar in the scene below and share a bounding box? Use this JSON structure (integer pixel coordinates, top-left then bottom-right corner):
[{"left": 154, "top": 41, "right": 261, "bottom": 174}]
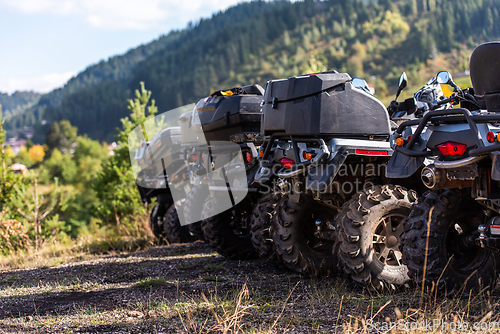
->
[{"left": 388, "top": 97, "right": 417, "bottom": 116}]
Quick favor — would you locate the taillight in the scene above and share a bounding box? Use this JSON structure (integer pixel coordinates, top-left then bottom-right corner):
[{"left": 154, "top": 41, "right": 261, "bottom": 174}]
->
[
  {"left": 280, "top": 158, "right": 294, "bottom": 169},
  {"left": 436, "top": 142, "right": 467, "bottom": 156},
  {"left": 192, "top": 154, "right": 198, "bottom": 161},
  {"left": 487, "top": 131, "right": 496, "bottom": 143},
  {"left": 302, "top": 151, "right": 314, "bottom": 160},
  {"left": 245, "top": 152, "right": 252, "bottom": 163},
  {"left": 355, "top": 150, "right": 388, "bottom": 156}
]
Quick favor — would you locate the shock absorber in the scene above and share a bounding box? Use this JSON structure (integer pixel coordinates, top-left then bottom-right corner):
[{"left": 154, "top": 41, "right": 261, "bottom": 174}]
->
[{"left": 364, "top": 160, "right": 377, "bottom": 189}]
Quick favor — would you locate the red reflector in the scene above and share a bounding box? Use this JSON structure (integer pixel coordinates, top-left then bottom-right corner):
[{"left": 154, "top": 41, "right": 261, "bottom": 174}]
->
[
  {"left": 436, "top": 142, "right": 467, "bottom": 156},
  {"left": 193, "top": 154, "right": 198, "bottom": 161},
  {"left": 355, "top": 150, "right": 388, "bottom": 156},
  {"left": 245, "top": 152, "right": 252, "bottom": 163},
  {"left": 487, "top": 131, "right": 496, "bottom": 143},
  {"left": 280, "top": 158, "right": 295, "bottom": 169}
]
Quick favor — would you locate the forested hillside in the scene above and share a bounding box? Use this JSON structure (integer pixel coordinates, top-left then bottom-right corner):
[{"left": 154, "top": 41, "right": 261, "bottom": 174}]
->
[
  {"left": 0, "top": 91, "right": 41, "bottom": 119},
  {"left": 5, "top": 0, "right": 500, "bottom": 142}
]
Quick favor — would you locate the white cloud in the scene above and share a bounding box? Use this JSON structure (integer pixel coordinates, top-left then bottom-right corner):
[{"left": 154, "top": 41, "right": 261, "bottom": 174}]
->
[
  {"left": 0, "top": 72, "right": 76, "bottom": 94},
  {"left": 0, "top": 0, "right": 247, "bottom": 31},
  {"left": 0, "top": 0, "right": 77, "bottom": 15}
]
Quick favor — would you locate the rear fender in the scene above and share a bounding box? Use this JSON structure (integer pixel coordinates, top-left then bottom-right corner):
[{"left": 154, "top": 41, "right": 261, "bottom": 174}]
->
[
  {"left": 305, "top": 149, "right": 348, "bottom": 192},
  {"left": 385, "top": 151, "right": 424, "bottom": 178},
  {"left": 491, "top": 154, "right": 500, "bottom": 181}
]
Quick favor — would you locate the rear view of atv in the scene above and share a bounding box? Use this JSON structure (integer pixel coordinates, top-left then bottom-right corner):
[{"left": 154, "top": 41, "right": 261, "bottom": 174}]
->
[
  {"left": 389, "top": 42, "right": 500, "bottom": 296},
  {"left": 134, "top": 126, "right": 197, "bottom": 244},
  {"left": 258, "top": 71, "right": 419, "bottom": 287},
  {"left": 182, "top": 84, "right": 282, "bottom": 260}
]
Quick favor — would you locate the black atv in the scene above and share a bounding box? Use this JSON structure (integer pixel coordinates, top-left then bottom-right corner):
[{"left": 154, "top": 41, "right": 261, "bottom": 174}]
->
[
  {"left": 180, "top": 85, "right": 283, "bottom": 260},
  {"left": 389, "top": 42, "right": 500, "bottom": 296},
  {"left": 257, "top": 71, "right": 421, "bottom": 288},
  {"left": 134, "top": 126, "right": 199, "bottom": 244}
]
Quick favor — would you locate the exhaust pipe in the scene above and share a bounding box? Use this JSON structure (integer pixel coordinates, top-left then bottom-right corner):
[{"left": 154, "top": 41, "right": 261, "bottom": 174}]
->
[
  {"left": 421, "top": 165, "right": 472, "bottom": 190},
  {"left": 421, "top": 165, "right": 444, "bottom": 189}
]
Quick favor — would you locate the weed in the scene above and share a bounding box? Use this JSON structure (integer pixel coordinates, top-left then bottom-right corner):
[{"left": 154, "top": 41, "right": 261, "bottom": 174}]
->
[{"left": 134, "top": 277, "right": 169, "bottom": 288}]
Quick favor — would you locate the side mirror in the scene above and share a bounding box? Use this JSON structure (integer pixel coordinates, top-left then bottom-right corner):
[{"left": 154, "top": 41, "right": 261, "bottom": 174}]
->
[
  {"left": 352, "top": 78, "right": 370, "bottom": 93},
  {"left": 436, "top": 71, "right": 460, "bottom": 92},
  {"left": 396, "top": 72, "right": 408, "bottom": 100},
  {"left": 436, "top": 71, "right": 451, "bottom": 84}
]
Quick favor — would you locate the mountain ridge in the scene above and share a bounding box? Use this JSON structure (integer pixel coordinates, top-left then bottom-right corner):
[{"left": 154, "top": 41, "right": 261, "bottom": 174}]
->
[{"left": 5, "top": 0, "right": 500, "bottom": 142}]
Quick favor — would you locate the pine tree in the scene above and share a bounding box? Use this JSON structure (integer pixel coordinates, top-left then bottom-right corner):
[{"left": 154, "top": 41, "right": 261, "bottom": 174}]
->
[
  {"left": 93, "top": 82, "right": 157, "bottom": 225},
  {"left": 0, "top": 105, "right": 23, "bottom": 215}
]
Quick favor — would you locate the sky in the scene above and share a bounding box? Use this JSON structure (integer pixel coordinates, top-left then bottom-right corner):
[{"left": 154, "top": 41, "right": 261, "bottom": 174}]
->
[{"left": 0, "top": 0, "right": 248, "bottom": 94}]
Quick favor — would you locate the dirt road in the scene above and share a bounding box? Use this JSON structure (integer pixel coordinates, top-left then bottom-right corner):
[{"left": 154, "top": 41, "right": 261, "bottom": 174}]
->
[{"left": 0, "top": 242, "right": 497, "bottom": 333}]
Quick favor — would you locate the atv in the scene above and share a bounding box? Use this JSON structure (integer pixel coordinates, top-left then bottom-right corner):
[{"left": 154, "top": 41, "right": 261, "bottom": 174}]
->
[
  {"left": 180, "top": 84, "right": 283, "bottom": 260},
  {"left": 389, "top": 42, "right": 500, "bottom": 296},
  {"left": 257, "top": 71, "right": 421, "bottom": 287},
  {"left": 134, "top": 126, "right": 199, "bottom": 244}
]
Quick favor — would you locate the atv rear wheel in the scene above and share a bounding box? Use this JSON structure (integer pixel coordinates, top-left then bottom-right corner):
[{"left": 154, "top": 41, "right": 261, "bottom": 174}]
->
[
  {"left": 183, "top": 185, "right": 209, "bottom": 241},
  {"left": 338, "top": 184, "right": 417, "bottom": 290},
  {"left": 273, "top": 195, "right": 340, "bottom": 277},
  {"left": 402, "top": 189, "right": 497, "bottom": 297},
  {"left": 250, "top": 192, "right": 282, "bottom": 260},
  {"left": 163, "top": 204, "right": 194, "bottom": 244},
  {"left": 201, "top": 197, "right": 258, "bottom": 260},
  {"left": 150, "top": 203, "right": 168, "bottom": 241}
]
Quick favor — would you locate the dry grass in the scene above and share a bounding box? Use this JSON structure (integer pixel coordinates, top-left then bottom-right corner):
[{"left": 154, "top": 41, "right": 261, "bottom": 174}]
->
[{"left": 1, "top": 235, "right": 500, "bottom": 333}]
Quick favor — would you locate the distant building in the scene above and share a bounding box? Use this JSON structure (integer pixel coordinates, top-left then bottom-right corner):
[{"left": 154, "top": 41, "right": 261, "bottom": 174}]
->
[
  {"left": 20, "top": 129, "right": 34, "bottom": 139},
  {"left": 5, "top": 136, "right": 26, "bottom": 155},
  {"left": 10, "top": 163, "right": 28, "bottom": 176}
]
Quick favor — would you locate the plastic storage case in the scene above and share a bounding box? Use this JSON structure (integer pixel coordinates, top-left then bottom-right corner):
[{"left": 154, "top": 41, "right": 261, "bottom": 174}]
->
[
  {"left": 261, "top": 71, "right": 390, "bottom": 139},
  {"left": 194, "top": 84, "right": 264, "bottom": 142}
]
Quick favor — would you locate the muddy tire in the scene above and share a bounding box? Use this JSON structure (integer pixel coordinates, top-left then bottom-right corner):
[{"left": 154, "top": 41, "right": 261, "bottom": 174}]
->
[
  {"left": 150, "top": 203, "right": 168, "bottom": 241},
  {"left": 183, "top": 185, "right": 210, "bottom": 241},
  {"left": 273, "top": 195, "right": 340, "bottom": 277},
  {"left": 187, "top": 222, "right": 204, "bottom": 242},
  {"left": 201, "top": 197, "right": 257, "bottom": 260},
  {"left": 250, "top": 192, "right": 282, "bottom": 260},
  {"left": 338, "top": 184, "right": 417, "bottom": 289},
  {"left": 163, "top": 204, "right": 194, "bottom": 244},
  {"left": 402, "top": 189, "right": 497, "bottom": 297}
]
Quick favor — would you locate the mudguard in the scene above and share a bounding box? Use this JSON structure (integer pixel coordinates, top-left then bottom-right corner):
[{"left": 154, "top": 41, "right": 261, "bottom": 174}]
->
[
  {"left": 491, "top": 154, "right": 500, "bottom": 181},
  {"left": 385, "top": 151, "right": 424, "bottom": 178},
  {"left": 306, "top": 149, "right": 348, "bottom": 192},
  {"left": 253, "top": 166, "right": 272, "bottom": 185}
]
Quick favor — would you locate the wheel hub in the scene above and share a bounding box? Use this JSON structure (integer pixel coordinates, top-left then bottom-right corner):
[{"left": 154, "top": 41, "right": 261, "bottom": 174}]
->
[
  {"left": 386, "top": 235, "right": 398, "bottom": 247},
  {"left": 372, "top": 212, "right": 406, "bottom": 266}
]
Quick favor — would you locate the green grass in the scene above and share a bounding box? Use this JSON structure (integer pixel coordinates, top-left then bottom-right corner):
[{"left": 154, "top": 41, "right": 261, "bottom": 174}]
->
[{"left": 133, "top": 277, "right": 169, "bottom": 288}]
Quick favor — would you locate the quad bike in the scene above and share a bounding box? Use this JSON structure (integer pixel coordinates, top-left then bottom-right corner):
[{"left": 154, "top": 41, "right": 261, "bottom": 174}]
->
[
  {"left": 180, "top": 85, "right": 283, "bottom": 260},
  {"left": 257, "top": 71, "right": 421, "bottom": 286},
  {"left": 134, "top": 126, "right": 199, "bottom": 244},
  {"left": 389, "top": 41, "right": 500, "bottom": 296}
]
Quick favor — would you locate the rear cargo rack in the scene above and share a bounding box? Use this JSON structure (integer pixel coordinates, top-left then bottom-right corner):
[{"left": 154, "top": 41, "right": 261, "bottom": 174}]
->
[
  {"left": 394, "top": 108, "right": 500, "bottom": 157},
  {"left": 259, "top": 133, "right": 329, "bottom": 171}
]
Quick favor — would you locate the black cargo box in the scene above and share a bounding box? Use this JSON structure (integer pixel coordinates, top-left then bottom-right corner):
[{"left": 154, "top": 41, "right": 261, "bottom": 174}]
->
[
  {"left": 179, "top": 111, "right": 202, "bottom": 144},
  {"left": 195, "top": 84, "right": 264, "bottom": 142},
  {"left": 261, "top": 71, "right": 390, "bottom": 139},
  {"left": 147, "top": 126, "right": 182, "bottom": 163}
]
